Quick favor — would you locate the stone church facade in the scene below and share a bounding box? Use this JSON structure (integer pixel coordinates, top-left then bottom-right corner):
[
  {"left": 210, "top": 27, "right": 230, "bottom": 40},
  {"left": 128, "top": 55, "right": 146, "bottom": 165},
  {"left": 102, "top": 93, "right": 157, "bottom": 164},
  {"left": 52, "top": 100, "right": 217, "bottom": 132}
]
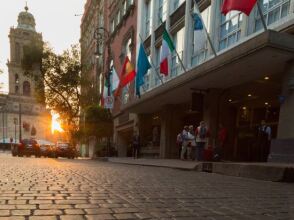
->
[{"left": 0, "top": 6, "right": 51, "bottom": 144}]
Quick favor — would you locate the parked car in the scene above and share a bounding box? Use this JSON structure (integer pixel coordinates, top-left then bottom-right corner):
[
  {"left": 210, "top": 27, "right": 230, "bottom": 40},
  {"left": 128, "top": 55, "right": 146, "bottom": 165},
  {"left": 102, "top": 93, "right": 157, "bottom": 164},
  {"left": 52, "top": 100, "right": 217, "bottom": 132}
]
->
[
  {"left": 39, "top": 144, "right": 56, "bottom": 158},
  {"left": 11, "top": 139, "right": 40, "bottom": 157},
  {"left": 55, "top": 142, "right": 78, "bottom": 159}
]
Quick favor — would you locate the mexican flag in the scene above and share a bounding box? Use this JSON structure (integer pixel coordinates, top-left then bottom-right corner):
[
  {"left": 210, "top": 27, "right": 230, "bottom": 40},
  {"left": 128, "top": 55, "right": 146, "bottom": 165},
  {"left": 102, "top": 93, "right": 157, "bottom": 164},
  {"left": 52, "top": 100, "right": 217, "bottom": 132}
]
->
[
  {"left": 160, "top": 28, "right": 175, "bottom": 76},
  {"left": 221, "top": 0, "right": 257, "bottom": 16}
]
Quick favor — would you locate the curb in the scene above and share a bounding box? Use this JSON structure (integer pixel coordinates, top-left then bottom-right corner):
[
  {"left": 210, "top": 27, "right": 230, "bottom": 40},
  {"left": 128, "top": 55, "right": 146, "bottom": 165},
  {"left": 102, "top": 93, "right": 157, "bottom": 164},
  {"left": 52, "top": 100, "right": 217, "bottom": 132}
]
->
[{"left": 94, "top": 157, "right": 294, "bottom": 182}]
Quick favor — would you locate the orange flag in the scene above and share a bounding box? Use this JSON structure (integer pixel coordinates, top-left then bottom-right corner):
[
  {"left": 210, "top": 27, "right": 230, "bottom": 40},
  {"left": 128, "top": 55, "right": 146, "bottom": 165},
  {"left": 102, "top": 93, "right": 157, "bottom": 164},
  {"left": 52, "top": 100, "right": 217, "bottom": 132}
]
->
[{"left": 114, "top": 56, "right": 136, "bottom": 97}]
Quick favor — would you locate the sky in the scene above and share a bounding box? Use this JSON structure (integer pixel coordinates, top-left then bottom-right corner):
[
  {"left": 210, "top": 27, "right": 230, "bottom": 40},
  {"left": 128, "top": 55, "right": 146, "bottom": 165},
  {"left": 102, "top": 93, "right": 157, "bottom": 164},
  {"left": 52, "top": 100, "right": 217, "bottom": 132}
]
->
[{"left": 0, "top": 0, "right": 85, "bottom": 93}]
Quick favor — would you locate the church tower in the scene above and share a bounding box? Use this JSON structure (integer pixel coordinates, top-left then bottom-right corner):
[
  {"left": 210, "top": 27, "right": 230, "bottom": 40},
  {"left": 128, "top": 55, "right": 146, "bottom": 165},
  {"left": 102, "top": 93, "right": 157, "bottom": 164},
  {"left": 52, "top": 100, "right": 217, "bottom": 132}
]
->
[
  {"left": 7, "top": 5, "right": 43, "bottom": 97},
  {"left": 1, "top": 4, "right": 51, "bottom": 143}
]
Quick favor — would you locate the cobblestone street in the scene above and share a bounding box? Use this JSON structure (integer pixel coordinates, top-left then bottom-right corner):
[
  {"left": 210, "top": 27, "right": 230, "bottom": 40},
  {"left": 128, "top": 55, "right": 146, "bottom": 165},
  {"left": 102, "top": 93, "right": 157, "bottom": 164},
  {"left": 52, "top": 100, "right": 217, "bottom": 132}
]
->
[{"left": 0, "top": 153, "right": 293, "bottom": 220}]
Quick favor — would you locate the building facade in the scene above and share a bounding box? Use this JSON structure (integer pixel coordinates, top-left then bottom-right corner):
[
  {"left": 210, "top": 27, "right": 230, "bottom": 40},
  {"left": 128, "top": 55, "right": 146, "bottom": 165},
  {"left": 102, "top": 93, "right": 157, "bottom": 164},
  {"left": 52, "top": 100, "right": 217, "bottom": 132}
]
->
[
  {"left": 0, "top": 6, "right": 51, "bottom": 144},
  {"left": 117, "top": 0, "right": 294, "bottom": 161},
  {"left": 80, "top": 0, "right": 105, "bottom": 157},
  {"left": 104, "top": 0, "right": 138, "bottom": 157}
]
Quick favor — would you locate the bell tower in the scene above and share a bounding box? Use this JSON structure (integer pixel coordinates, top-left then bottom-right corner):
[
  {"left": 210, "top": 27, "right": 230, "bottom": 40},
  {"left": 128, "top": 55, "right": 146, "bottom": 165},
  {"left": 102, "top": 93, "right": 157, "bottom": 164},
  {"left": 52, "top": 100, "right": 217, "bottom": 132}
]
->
[{"left": 7, "top": 4, "right": 43, "bottom": 97}]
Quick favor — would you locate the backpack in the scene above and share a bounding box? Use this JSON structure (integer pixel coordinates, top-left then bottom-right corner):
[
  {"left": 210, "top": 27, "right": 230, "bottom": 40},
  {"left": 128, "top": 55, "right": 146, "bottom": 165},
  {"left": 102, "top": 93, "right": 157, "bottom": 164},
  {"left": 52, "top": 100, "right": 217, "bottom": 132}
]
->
[{"left": 199, "top": 127, "right": 207, "bottom": 139}]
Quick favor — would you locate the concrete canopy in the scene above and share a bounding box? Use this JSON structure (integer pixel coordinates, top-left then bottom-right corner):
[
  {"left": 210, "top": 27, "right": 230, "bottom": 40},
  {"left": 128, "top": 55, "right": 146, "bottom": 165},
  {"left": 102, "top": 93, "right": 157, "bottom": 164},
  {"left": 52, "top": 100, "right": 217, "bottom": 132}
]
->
[{"left": 123, "top": 31, "right": 294, "bottom": 114}]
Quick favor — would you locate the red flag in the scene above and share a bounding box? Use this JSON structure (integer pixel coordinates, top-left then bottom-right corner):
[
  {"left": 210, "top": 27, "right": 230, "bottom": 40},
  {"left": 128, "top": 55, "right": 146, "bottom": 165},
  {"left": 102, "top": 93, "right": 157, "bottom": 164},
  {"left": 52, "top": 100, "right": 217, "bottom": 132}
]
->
[
  {"left": 221, "top": 0, "right": 257, "bottom": 16},
  {"left": 114, "top": 56, "right": 136, "bottom": 97}
]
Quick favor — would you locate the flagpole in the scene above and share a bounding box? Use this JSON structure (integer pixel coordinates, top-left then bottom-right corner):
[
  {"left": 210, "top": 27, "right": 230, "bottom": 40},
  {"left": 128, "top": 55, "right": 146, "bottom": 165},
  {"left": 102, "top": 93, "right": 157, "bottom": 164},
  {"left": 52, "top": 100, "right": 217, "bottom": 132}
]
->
[
  {"left": 139, "top": 34, "right": 164, "bottom": 85},
  {"left": 192, "top": 0, "right": 217, "bottom": 57},
  {"left": 256, "top": 1, "right": 268, "bottom": 31}
]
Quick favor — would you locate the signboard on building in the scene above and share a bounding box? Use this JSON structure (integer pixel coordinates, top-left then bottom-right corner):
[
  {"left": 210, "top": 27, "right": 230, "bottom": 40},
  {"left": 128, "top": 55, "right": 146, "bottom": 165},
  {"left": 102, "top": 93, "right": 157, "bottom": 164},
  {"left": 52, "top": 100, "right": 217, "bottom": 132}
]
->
[{"left": 104, "top": 96, "right": 114, "bottom": 109}]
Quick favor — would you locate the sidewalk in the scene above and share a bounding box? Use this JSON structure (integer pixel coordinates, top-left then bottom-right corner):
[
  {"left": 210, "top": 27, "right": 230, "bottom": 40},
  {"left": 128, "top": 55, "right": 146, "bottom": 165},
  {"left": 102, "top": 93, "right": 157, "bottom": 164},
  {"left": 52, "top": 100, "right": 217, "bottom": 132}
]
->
[{"left": 99, "top": 157, "right": 294, "bottom": 182}]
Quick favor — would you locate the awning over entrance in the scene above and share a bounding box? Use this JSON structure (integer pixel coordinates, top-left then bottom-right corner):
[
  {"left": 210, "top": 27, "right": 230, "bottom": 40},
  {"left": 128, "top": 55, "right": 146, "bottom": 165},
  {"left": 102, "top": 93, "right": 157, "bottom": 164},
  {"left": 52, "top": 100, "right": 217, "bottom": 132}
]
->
[{"left": 123, "top": 31, "right": 294, "bottom": 114}]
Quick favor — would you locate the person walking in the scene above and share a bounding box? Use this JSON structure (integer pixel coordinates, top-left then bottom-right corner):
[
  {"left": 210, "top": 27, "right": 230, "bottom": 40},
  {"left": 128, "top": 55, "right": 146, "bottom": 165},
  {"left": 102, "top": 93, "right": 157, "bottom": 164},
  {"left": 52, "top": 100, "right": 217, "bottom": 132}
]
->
[
  {"left": 132, "top": 131, "right": 140, "bottom": 159},
  {"left": 180, "top": 126, "right": 189, "bottom": 160},
  {"left": 195, "top": 121, "right": 210, "bottom": 161}
]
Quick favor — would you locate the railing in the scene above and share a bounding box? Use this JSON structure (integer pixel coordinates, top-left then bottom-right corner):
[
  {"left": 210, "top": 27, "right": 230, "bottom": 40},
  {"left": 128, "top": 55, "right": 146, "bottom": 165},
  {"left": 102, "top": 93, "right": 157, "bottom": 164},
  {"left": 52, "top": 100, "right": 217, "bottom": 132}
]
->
[{"left": 255, "top": 0, "right": 290, "bottom": 31}]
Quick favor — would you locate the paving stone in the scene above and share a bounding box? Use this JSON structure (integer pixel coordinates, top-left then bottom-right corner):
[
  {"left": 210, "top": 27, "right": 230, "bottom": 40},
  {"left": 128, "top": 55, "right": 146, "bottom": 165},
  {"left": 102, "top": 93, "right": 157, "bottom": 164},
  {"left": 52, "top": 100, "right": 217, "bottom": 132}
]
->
[
  {"left": 34, "top": 210, "right": 63, "bottom": 216},
  {"left": 64, "top": 209, "right": 85, "bottom": 215},
  {"left": 29, "top": 216, "right": 58, "bottom": 220},
  {"left": 0, "top": 210, "right": 10, "bottom": 216},
  {"left": 113, "top": 213, "right": 137, "bottom": 219},
  {"left": 84, "top": 208, "right": 113, "bottom": 214},
  {"left": 85, "top": 214, "right": 115, "bottom": 220},
  {"left": 60, "top": 215, "right": 85, "bottom": 220}
]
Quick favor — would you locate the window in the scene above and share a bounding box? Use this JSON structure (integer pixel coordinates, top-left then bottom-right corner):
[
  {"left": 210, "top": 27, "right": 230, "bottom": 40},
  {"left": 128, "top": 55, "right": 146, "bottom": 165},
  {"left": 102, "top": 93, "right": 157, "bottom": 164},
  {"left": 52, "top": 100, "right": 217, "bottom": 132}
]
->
[
  {"left": 116, "top": 10, "right": 121, "bottom": 26},
  {"left": 23, "top": 81, "right": 31, "bottom": 96},
  {"left": 142, "top": 55, "right": 151, "bottom": 92},
  {"left": 192, "top": 6, "right": 211, "bottom": 66},
  {"left": 171, "top": 0, "right": 185, "bottom": 13},
  {"left": 123, "top": 0, "right": 127, "bottom": 15},
  {"left": 110, "top": 19, "right": 115, "bottom": 33},
  {"left": 154, "top": 47, "right": 162, "bottom": 86},
  {"left": 171, "top": 28, "right": 184, "bottom": 77},
  {"left": 219, "top": 8, "right": 243, "bottom": 51},
  {"left": 158, "top": 0, "right": 167, "bottom": 26},
  {"left": 255, "top": 0, "right": 290, "bottom": 32},
  {"left": 15, "top": 74, "right": 19, "bottom": 84},
  {"left": 144, "top": 0, "right": 151, "bottom": 38},
  {"left": 121, "top": 37, "right": 133, "bottom": 104},
  {"left": 124, "top": 37, "right": 132, "bottom": 60},
  {"left": 15, "top": 43, "right": 21, "bottom": 63}
]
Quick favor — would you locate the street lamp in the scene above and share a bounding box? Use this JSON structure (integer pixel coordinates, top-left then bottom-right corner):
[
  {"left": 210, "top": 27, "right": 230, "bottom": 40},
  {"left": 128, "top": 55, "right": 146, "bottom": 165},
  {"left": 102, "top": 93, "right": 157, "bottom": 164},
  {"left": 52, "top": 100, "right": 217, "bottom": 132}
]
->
[
  {"left": 13, "top": 118, "right": 17, "bottom": 144},
  {"left": 93, "top": 27, "right": 111, "bottom": 157},
  {"left": 93, "top": 27, "right": 111, "bottom": 98}
]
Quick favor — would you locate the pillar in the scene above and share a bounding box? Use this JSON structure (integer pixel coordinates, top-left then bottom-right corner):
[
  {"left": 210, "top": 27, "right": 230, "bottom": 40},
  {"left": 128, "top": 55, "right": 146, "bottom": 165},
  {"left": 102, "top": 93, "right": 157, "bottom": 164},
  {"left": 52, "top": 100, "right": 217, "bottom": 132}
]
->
[
  {"left": 269, "top": 61, "right": 294, "bottom": 162},
  {"left": 159, "top": 105, "right": 182, "bottom": 158},
  {"left": 203, "top": 89, "right": 223, "bottom": 147}
]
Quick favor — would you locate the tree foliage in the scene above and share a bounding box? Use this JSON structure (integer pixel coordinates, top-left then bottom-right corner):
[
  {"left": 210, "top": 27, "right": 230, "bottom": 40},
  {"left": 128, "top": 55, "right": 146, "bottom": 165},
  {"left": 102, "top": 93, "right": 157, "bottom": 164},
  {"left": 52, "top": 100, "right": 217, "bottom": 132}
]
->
[
  {"left": 22, "top": 42, "right": 82, "bottom": 132},
  {"left": 84, "top": 105, "right": 113, "bottom": 138}
]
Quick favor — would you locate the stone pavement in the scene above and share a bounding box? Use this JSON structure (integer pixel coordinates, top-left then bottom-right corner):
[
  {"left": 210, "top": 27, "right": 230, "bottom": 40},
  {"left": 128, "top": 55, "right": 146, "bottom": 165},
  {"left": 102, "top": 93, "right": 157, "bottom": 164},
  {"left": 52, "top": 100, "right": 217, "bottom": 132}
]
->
[{"left": 0, "top": 153, "right": 293, "bottom": 219}]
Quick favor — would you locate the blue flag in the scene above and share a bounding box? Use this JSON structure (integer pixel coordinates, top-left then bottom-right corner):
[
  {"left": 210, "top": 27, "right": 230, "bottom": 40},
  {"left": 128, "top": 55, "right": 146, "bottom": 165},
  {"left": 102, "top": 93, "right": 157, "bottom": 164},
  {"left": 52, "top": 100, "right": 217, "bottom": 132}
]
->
[
  {"left": 136, "top": 43, "right": 151, "bottom": 97},
  {"left": 193, "top": 13, "right": 203, "bottom": 30}
]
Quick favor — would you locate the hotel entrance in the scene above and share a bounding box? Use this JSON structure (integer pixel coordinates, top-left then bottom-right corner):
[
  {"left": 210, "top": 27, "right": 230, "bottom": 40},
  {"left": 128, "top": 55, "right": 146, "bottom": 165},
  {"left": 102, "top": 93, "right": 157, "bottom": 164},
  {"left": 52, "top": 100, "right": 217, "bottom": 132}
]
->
[{"left": 223, "top": 74, "right": 281, "bottom": 162}]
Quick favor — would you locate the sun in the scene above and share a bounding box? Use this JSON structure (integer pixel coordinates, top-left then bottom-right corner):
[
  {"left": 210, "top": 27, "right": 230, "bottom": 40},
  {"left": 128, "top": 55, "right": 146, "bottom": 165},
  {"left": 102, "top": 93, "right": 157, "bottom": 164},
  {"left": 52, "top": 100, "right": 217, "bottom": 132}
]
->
[{"left": 51, "top": 113, "right": 64, "bottom": 133}]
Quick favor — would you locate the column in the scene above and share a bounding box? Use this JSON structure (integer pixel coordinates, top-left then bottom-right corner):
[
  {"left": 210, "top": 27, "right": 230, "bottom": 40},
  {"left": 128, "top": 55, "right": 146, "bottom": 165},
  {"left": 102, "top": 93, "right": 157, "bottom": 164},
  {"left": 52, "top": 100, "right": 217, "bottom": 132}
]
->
[
  {"left": 203, "top": 89, "right": 223, "bottom": 147},
  {"left": 159, "top": 105, "right": 182, "bottom": 158},
  {"left": 183, "top": 0, "right": 192, "bottom": 69},
  {"left": 269, "top": 61, "right": 294, "bottom": 162}
]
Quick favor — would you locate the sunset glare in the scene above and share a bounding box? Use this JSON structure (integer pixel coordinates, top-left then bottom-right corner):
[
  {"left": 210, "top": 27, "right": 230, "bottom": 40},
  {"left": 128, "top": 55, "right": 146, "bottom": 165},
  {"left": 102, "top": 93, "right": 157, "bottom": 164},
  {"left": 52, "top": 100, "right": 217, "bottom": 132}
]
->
[{"left": 51, "top": 113, "right": 64, "bottom": 133}]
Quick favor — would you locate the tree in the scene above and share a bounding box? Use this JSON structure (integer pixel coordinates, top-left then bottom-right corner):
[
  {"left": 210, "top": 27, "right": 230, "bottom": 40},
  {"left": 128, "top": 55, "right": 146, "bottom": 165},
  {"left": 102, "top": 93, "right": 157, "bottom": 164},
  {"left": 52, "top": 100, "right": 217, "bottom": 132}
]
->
[
  {"left": 22, "top": 42, "right": 82, "bottom": 135},
  {"left": 84, "top": 105, "right": 113, "bottom": 139},
  {"left": 84, "top": 105, "right": 113, "bottom": 156}
]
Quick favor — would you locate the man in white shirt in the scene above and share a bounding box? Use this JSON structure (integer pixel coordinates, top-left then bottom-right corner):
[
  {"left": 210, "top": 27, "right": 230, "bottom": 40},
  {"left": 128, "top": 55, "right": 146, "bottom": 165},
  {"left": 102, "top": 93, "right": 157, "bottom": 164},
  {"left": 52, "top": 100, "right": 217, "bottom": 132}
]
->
[{"left": 258, "top": 120, "right": 271, "bottom": 161}]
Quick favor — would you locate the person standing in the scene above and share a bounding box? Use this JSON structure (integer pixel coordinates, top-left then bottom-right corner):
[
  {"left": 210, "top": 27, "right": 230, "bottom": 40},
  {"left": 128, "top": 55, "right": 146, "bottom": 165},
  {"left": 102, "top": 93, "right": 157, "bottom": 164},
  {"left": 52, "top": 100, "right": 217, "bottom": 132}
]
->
[
  {"left": 132, "top": 131, "right": 140, "bottom": 159},
  {"left": 257, "top": 120, "right": 271, "bottom": 161},
  {"left": 176, "top": 132, "right": 183, "bottom": 158},
  {"left": 195, "top": 121, "right": 210, "bottom": 161},
  {"left": 188, "top": 125, "right": 196, "bottom": 160},
  {"left": 180, "top": 126, "right": 189, "bottom": 160}
]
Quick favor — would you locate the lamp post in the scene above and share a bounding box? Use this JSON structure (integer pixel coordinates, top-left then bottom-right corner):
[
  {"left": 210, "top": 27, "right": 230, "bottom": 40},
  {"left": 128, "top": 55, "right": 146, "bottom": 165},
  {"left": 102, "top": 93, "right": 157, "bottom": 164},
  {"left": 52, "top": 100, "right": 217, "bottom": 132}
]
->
[
  {"left": 94, "top": 27, "right": 111, "bottom": 100},
  {"left": 0, "top": 104, "right": 5, "bottom": 144},
  {"left": 13, "top": 118, "right": 17, "bottom": 144},
  {"left": 94, "top": 27, "right": 111, "bottom": 157}
]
